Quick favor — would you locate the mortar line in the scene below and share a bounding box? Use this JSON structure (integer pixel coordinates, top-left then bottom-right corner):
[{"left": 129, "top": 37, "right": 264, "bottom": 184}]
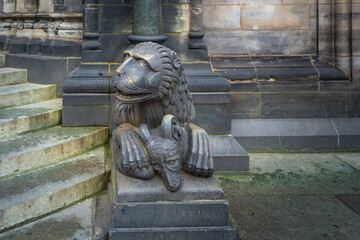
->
[{"left": 330, "top": 118, "right": 340, "bottom": 148}]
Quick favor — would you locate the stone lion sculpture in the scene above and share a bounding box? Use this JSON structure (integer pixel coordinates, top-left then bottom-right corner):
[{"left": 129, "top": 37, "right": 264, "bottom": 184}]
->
[{"left": 112, "top": 42, "right": 213, "bottom": 191}]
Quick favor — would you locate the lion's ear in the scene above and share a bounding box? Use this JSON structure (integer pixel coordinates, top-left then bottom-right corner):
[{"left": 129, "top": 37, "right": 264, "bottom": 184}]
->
[{"left": 171, "top": 51, "right": 181, "bottom": 70}]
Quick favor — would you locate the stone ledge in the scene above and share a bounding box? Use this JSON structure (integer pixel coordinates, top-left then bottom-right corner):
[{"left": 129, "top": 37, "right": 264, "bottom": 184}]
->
[{"left": 233, "top": 118, "right": 360, "bottom": 152}]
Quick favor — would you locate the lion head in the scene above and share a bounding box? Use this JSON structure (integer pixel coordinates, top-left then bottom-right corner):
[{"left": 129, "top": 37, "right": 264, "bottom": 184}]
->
[{"left": 112, "top": 42, "right": 195, "bottom": 126}]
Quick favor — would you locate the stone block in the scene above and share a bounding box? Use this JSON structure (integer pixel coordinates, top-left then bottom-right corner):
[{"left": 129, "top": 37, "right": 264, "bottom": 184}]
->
[
  {"left": 203, "top": 0, "right": 281, "bottom": 4},
  {"left": 318, "top": 4, "right": 332, "bottom": 29},
  {"left": 335, "top": 29, "right": 350, "bottom": 57},
  {"left": 203, "top": 5, "right": 240, "bottom": 30},
  {"left": 27, "top": 37, "right": 42, "bottom": 55},
  {"left": 62, "top": 93, "right": 110, "bottom": 106},
  {"left": 241, "top": 4, "right": 309, "bottom": 30},
  {"left": 51, "top": 40, "right": 82, "bottom": 57},
  {"left": 261, "top": 93, "right": 327, "bottom": 118},
  {"left": 335, "top": 3, "right": 350, "bottom": 29},
  {"left": 99, "top": 34, "right": 131, "bottom": 62},
  {"left": 210, "top": 136, "right": 249, "bottom": 171},
  {"left": 62, "top": 106, "right": 109, "bottom": 126},
  {"left": 258, "top": 81, "right": 319, "bottom": 92},
  {"left": 231, "top": 81, "right": 260, "bottom": 92},
  {"left": 353, "top": 29, "right": 360, "bottom": 56},
  {"left": 215, "top": 68, "right": 257, "bottom": 80},
  {"left": 162, "top": 4, "right": 189, "bottom": 33},
  {"left": 193, "top": 104, "right": 232, "bottom": 135},
  {"left": 256, "top": 67, "right": 318, "bottom": 80},
  {"left": 354, "top": 4, "right": 360, "bottom": 30},
  {"left": 232, "top": 118, "right": 340, "bottom": 151},
  {"left": 348, "top": 91, "right": 360, "bottom": 117},
  {"left": 204, "top": 31, "right": 289, "bottom": 55},
  {"left": 290, "top": 30, "right": 317, "bottom": 55},
  {"left": 113, "top": 170, "right": 225, "bottom": 202},
  {"left": 112, "top": 201, "right": 230, "bottom": 228},
  {"left": 8, "top": 37, "right": 29, "bottom": 54},
  {"left": 192, "top": 92, "right": 231, "bottom": 105},
  {"left": 231, "top": 92, "right": 260, "bottom": 119},
  {"left": 210, "top": 56, "right": 253, "bottom": 69},
  {"left": 99, "top": 5, "right": 132, "bottom": 33},
  {"left": 333, "top": 118, "right": 360, "bottom": 148}
]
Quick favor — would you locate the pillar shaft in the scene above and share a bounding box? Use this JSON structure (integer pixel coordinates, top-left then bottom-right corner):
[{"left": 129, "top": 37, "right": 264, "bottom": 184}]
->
[{"left": 132, "top": 0, "right": 162, "bottom": 36}]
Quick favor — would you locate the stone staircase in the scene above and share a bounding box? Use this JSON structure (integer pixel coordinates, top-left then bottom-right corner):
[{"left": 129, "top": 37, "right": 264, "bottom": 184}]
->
[{"left": 0, "top": 54, "right": 109, "bottom": 239}]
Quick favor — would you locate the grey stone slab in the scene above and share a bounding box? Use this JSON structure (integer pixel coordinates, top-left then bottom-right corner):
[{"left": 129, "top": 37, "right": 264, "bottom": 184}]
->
[
  {"left": 113, "top": 201, "right": 230, "bottom": 228},
  {"left": 289, "top": 30, "right": 317, "bottom": 55},
  {"left": 336, "top": 194, "right": 360, "bottom": 216},
  {"left": 318, "top": 66, "right": 349, "bottom": 80},
  {"left": 232, "top": 119, "right": 341, "bottom": 151},
  {"left": 62, "top": 93, "right": 110, "bottom": 106},
  {"left": 261, "top": 93, "right": 327, "bottom": 118},
  {"left": 251, "top": 56, "right": 314, "bottom": 68},
  {"left": 220, "top": 152, "right": 360, "bottom": 195},
  {"left": 210, "top": 56, "right": 253, "bottom": 69},
  {"left": 353, "top": 29, "right": 360, "bottom": 56},
  {"left": 335, "top": 153, "right": 360, "bottom": 171},
  {"left": 223, "top": 194, "right": 360, "bottom": 240},
  {"left": 193, "top": 104, "right": 231, "bottom": 135},
  {"left": 215, "top": 68, "right": 257, "bottom": 80},
  {"left": 5, "top": 54, "right": 68, "bottom": 96},
  {"left": 67, "top": 58, "right": 81, "bottom": 75},
  {"left": 333, "top": 118, "right": 360, "bottom": 148},
  {"left": 348, "top": 92, "right": 360, "bottom": 117},
  {"left": 231, "top": 92, "right": 260, "bottom": 119},
  {"left": 109, "top": 226, "right": 236, "bottom": 240},
  {"left": 230, "top": 81, "right": 260, "bottom": 92},
  {"left": 99, "top": 5, "right": 132, "bottom": 33},
  {"left": 256, "top": 67, "right": 318, "bottom": 80},
  {"left": 318, "top": 29, "right": 332, "bottom": 56},
  {"left": 210, "top": 136, "right": 249, "bottom": 171},
  {"left": 192, "top": 92, "right": 231, "bottom": 105},
  {"left": 183, "top": 62, "right": 220, "bottom": 77},
  {"left": 321, "top": 92, "right": 348, "bottom": 118},
  {"left": 114, "top": 170, "right": 225, "bottom": 202},
  {"left": 62, "top": 106, "right": 109, "bottom": 127},
  {"left": 335, "top": 29, "right": 351, "bottom": 57},
  {"left": 0, "top": 199, "right": 93, "bottom": 240},
  {"left": 99, "top": 34, "right": 131, "bottom": 62},
  {"left": 186, "top": 76, "right": 231, "bottom": 92},
  {"left": 93, "top": 192, "right": 110, "bottom": 240},
  {"left": 258, "top": 81, "right": 319, "bottom": 92},
  {"left": 203, "top": 5, "right": 240, "bottom": 30},
  {"left": 51, "top": 40, "right": 82, "bottom": 57},
  {"left": 204, "top": 31, "right": 289, "bottom": 55}
]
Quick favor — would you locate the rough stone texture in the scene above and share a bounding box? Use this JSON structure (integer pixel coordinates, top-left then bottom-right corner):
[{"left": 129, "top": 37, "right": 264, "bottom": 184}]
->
[
  {"left": 0, "top": 98, "right": 62, "bottom": 138},
  {"left": 0, "top": 68, "right": 27, "bottom": 86},
  {"left": 62, "top": 106, "right": 109, "bottom": 126},
  {"left": 0, "top": 126, "right": 108, "bottom": 178},
  {"left": 0, "top": 83, "right": 56, "bottom": 108},
  {"left": 0, "top": 199, "right": 93, "bottom": 240},
  {"left": 218, "top": 152, "right": 360, "bottom": 240},
  {"left": 0, "top": 55, "right": 4, "bottom": 67},
  {"left": 203, "top": 5, "right": 241, "bottom": 30},
  {"left": 0, "top": 147, "right": 107, "bottom": 232}
]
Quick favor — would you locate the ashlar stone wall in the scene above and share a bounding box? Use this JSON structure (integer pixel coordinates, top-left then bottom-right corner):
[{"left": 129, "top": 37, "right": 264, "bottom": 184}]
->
[{"left": 202, "top": 0, "right": 352, "bottom": 57}]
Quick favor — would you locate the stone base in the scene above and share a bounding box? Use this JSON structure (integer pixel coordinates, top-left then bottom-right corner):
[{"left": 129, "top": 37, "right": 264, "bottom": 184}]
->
[{"left": 109, "top": 165, "right": 236, "bottom": 240}]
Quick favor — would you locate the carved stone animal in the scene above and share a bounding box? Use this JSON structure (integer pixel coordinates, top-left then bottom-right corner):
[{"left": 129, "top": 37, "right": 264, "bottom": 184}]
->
[
  {"left": 112, "top": 42, "right": 213, "bottom": 181},
  {"left": 138, "top": 115, "right": 188, "bottom": 192}
]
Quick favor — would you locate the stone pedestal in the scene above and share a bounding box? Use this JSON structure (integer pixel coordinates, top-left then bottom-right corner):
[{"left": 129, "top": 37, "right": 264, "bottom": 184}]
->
[{"left": 109, "top": 161, "right": 236, "bottom": 240}]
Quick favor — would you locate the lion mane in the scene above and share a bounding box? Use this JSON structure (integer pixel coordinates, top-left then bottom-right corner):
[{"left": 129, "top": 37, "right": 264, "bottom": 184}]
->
[{"left": 114, "top": 42, "right": 195, "bottom": 129}]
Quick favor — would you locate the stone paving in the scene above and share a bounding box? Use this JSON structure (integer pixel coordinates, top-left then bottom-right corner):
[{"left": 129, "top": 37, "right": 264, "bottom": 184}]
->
[{"left": 217, "top": 152, "right": 360, "bottom": 240}]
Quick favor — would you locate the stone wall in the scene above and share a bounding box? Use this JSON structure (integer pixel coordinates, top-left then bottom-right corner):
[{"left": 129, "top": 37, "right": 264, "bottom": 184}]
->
[{"left": 202, "top": 0, "right": 354, "bottom": 60}]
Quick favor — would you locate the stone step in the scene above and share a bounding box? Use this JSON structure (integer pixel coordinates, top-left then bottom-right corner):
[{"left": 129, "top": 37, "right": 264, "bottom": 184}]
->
[
  {"left": 109, "top": 226, "right": 236, "bottom": 240},
  {"left": 0, "top": 198, "right": 94, "bottom": 240},
  {"left": 0, "top": 98, "right": 62, "bottom": 138},
  {"left": 0, "top": 147, "right": 108, "bottom": 232},
  {"left": 0, "top": 68, "right": 27, "bottom": 86},
  {"left": 0, "top": 83, "right": 56, "bottom": 108},
  {"left": 232, "top": 118, "right": 360, "bottom": 152},
  {"left": 0, "top": 55, "right": 5, "bottom": 67},
  {"left": 0, "top": 126, "right": 108, "bottom": 179}
]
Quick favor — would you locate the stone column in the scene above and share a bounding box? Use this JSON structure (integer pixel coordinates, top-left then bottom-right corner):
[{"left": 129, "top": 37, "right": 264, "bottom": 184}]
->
[
  {"left": 82, "top": 0, "right": 101, "bottom": 62},
  {"left": 128, "top": 0, "right": 167, "bottom": 44},
  {"left": 188, "top": 0, "right": 206, "bottom": 50}
]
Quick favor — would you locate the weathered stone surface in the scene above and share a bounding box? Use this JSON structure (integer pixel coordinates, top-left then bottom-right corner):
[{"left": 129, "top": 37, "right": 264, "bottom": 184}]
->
[
  {"left": 203, "top": 5, "right": 240, "bottom": 30},
  {"left": 204, "top": 30, "right": 289, "bottom": 55},
  {"left": 0, "top": 147, "right": 107, "bottom": 232},
  {"left": 0, "top": 199, "right": 93, "bottom": 240},
  {"left": 194, "top": 104, "right": 231, "bottom": 135},
  {"left": 162, "top": 4, "right": 189, "bottom": 33},
  {"left": 241, "top": 4, "right": 309, "bottom": 30},
  {"left": 231, "top": 92, "right": 260, "bottom": 119},
  {"left": 0, "top": 126, "right": 108, "bottom": 178},
  {"left": 289, "top": 30, "right": 317, "bottom": 55},
  {"left": 62, "top": 106, "right": 110, "bottom": 127},
  {"left": 0, "top": 98, "right": 62, "bottom": 138},
  {"left": 0, "top": 83, "right": 56, "bottom": 108},
  {"left": 0, "top": 68, "right": 27, "bottom": 86}
]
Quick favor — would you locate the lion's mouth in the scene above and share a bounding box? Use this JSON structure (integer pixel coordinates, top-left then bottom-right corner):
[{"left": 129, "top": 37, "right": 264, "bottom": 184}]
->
[{"left": 115, "top": 91, "right": 154, "bottom": 103}]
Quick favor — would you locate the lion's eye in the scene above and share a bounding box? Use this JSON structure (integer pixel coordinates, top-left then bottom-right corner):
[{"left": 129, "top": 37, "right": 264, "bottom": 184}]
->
[{"left": 138, "top": 60, "right": 148, "bottom": 69}]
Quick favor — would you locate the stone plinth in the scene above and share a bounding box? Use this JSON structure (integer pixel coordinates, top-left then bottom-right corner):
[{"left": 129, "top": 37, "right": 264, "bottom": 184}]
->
[{"left": 109, "top": 166, "right": 236, "bottom": 240}]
